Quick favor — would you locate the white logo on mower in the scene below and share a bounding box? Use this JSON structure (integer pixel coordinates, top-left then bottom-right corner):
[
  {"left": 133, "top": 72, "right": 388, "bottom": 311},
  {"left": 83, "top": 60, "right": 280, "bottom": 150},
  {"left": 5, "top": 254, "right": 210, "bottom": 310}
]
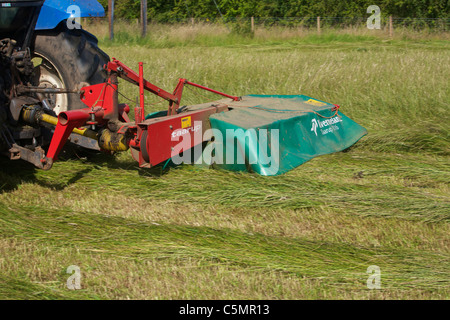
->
[
  {"left": 311, "top": 119, "right": 319, "bottom": 136},
  {"left": 311, "top": 116, "right": 342, "bottom": 136},
  {"left": 171, "top": 125, "right": 201, "bottom": 139}
]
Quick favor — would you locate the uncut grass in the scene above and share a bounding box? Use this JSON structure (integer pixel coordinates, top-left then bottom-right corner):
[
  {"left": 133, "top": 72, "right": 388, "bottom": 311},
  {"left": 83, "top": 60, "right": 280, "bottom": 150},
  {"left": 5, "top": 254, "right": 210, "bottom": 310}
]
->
[
  {"left": 100, "top": 43, "right": 449, "bottom": 156},
  {"left": 84, "top": 21, "right": 450, "bottom": 48}
]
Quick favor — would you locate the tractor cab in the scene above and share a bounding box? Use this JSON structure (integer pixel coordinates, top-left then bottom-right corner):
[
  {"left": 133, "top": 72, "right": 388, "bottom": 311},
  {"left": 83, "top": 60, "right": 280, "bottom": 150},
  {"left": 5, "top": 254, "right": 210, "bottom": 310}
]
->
[{"left": 0, "top": 0, "right": 43, "bottom": 49}]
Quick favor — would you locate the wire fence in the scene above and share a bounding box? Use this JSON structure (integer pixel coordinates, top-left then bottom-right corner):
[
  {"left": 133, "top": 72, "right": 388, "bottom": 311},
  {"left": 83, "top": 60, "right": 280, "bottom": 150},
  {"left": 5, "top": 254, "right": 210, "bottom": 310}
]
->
[
  {"left": 210, "top": 16, "right": 449, "bottom": 32},
  {"left": 85, "top": 16, "right": 450, "bottom": 39},
  {"left": 159, "top": 16, "right": 450, "bottom": 30}
]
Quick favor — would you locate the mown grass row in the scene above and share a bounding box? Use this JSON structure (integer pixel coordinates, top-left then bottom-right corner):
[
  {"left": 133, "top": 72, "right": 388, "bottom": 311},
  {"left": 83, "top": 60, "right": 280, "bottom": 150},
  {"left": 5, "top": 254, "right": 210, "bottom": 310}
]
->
[
  {"left": 0, "top": 147, "right": 448, "bottom": 299},
  {"left": 9, "top": 150, "right": 445, "bottom": 222},
  {"left": 0, "top": 194, "right": 448, "bottom": 299},
  {"left": 1, "top": 154, "right": 448, "bottom": 299}
]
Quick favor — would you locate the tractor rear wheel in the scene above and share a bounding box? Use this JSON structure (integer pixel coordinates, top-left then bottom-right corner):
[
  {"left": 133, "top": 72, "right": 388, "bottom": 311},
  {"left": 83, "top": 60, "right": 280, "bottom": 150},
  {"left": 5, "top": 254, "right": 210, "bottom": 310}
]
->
[{"left": 32, "top": 23, "right": 110, "bottom": 114}]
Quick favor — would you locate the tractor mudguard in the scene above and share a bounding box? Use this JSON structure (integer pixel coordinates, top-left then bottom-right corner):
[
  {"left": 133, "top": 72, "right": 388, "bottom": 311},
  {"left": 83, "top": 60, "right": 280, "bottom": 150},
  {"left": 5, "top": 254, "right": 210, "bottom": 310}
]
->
[{"left": 35, "top": 0, "right": 104, "bottom": 30}]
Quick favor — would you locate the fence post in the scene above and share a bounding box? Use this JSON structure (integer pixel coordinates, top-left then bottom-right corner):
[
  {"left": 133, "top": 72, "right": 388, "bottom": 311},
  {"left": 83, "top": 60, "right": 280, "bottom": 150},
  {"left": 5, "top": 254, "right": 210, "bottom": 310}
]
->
[
  {"left": 141, "top": 0, "right": 147, "bottom": 37},
  {"left": 389, "top": 15, "right": 393, "bottom": 37},
  {"left": 108, "top": 0, "right": 114, "bottom": 40},
  {"left": 317, "top": 16, "right": 321, "bottom": 35},
  {"left": 251, "top": 16, "right": 255, "bottom": 32},
  {"left": 191, "top": 17, "right": 195, "bottom": 26}
]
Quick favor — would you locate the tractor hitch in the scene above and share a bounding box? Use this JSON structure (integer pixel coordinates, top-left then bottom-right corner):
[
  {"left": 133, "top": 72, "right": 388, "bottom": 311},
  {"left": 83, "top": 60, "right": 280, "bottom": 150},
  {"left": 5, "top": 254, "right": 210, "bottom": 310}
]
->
[{"left": 40, "top": 58, "right": 240, "bottom": 168}]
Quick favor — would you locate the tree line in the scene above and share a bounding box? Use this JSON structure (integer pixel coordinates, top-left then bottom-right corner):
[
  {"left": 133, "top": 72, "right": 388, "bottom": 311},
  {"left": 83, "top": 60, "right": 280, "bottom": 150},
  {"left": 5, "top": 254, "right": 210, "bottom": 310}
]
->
[{"left": 98, "top": 0, "right": 449, "bottom": 22}]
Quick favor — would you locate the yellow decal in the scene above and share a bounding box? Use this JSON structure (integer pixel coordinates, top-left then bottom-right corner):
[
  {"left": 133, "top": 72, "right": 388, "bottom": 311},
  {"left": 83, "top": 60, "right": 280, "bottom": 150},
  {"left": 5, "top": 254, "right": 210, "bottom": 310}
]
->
[
  {"left": 181, "top": 116, "right": 191, "bottom": 129},
  {"left": 306, "top": 99, "right": 326, "bottom": 107}
]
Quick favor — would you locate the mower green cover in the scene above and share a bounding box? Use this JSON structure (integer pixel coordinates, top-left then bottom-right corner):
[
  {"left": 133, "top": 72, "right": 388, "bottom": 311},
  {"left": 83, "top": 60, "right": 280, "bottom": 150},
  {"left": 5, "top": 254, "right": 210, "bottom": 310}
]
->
[{"left": 204, "top": 94, "right": 367, "bottom": 176}]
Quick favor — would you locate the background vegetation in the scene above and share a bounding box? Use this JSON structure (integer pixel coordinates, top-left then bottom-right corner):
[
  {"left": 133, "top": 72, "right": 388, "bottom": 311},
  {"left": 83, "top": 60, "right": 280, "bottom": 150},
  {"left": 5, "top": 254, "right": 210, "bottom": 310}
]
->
[{"left": 97, "top": 0, "right": 450, "bottom": 21}]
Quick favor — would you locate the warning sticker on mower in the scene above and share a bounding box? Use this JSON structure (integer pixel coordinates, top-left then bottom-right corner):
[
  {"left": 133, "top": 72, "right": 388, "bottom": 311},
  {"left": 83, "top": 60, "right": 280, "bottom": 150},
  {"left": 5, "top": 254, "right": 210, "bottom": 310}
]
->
[
  {"left": 181, "top": 116, "right": 192, "bottom": 129},
  {"left": 305, "top": 99, "right": 327, "bottom": 107}
]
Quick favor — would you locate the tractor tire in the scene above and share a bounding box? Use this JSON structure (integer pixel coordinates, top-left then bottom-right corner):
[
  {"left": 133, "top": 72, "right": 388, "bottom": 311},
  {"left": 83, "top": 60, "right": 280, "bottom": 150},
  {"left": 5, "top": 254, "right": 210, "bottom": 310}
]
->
[{"left": 32, "top": 23, "right": 110, "bottom": 114}]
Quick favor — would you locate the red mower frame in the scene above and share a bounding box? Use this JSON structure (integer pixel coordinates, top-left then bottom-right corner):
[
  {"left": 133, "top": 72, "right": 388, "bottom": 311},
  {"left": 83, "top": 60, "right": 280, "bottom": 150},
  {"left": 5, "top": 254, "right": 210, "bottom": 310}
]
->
[{"left": 43, "top": 58, "right": 240, "bottom": 169}]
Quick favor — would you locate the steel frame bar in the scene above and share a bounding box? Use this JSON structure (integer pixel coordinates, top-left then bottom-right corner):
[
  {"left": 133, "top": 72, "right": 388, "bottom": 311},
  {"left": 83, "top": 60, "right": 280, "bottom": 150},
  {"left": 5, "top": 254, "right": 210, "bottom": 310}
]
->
[{"left": 43, "top": 58, "right": 239, "bottom": 168}]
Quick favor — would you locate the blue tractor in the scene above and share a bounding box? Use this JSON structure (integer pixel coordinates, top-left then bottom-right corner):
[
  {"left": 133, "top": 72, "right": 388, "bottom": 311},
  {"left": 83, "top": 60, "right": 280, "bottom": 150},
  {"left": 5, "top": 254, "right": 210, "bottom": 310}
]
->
[
  {"left": 0, "top": 0, "right": 109, "bottom": 162},
  {"left": 30, "top": 0, "right": 109, "bottom": 113}
]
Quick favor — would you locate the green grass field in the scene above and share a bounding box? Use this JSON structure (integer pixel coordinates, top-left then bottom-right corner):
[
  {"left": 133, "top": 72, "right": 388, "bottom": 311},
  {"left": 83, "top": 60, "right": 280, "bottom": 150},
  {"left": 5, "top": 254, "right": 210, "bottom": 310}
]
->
[{"left": 0, "top": 25, "right": 449, "bottom": 299}]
